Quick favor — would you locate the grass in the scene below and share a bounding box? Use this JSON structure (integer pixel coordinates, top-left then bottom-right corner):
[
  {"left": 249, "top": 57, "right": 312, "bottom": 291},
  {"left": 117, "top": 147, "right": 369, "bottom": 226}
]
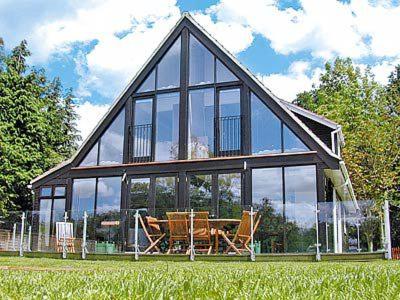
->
[{"left": 0, "top": 257, "right": 399, "bottom": 299}]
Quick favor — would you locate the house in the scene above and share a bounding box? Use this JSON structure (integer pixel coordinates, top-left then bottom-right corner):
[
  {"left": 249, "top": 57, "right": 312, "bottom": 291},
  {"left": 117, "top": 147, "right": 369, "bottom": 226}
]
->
[{"left": 30, "top": 13, "right": 356, "bottom": 254}]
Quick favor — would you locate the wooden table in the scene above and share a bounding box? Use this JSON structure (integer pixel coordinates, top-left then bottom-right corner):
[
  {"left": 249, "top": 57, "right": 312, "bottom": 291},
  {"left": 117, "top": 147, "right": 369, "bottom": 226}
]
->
[{"left": 154, "top": 218, "right": 241, "bottom": 254}]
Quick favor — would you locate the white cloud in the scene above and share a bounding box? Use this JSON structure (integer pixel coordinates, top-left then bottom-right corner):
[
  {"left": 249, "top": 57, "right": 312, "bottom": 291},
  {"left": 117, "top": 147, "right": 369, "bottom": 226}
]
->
[
  {"left": 259, "top": 61, "right": 322, "bottom": 101},
  {"left": 74, "top": 101, "right": 110, "bottom": 143}
]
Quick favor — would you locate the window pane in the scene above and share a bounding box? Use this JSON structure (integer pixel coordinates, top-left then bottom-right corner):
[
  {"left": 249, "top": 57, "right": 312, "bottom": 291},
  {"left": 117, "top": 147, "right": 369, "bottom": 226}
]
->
[
  {"left": 133, "top": 98, "right": 153, "bottom": 160},
  {"left": 252, "top": 167, "right": 284, "bottom": 253},
  {"left": 219, "top": 89, "right": 241, "bottom": 152},
  {"left": 216, "top": 59, "right": 237, "bottom": 83},
  {"left": 218, "top": 173, "right": 241, "bottom": 218},
  {"left": 137, "top": 70, "right": 155, "bottom": 93},
  {"left": 40, "top": 187, "right": 52, "bottom": 197},
  {"left": 52, "top": 198, "right": 65, "bottom": 224},
  {"left": 129, "top": 178, "right": 150, "bottom": 211},
  {"left": 96, "top": 177, "right": 121, "bottom": 215},
  {"left": 155, "top": 92, "right": 180, "bottom": 161},
  {"left": 189, "top": 174, "right": 212, "bottom": 212},
  {"left": 188, "top": 89, "right": 214, "bottom": 159},
  {"left": 54, "top": 186, "right": 66, "bottom": 197},
  {"left": 72, "top": 178, "right": 96, "bottom": 220},
  {"left": 251, "top": 93, "right": 282, "bottom": 155},
  {"left": 189, "top": 34, "right": 214, "bottom": 86},
  {"left": 283, "top": 124, "right": 309, "bottom": 153},
  {"left": 39, "top": 199, "right": 52, "bottom": 247},
  {"left": 157, "top": 36, "right": 181, "bottom": 90},
  {"left": 155, "top": 177, "right": 176, "bottom": 218},
  {"left": 80, "top": 142, "right": 98, "bottom": 166},
  {"left": 99, "top": 109, "right": 125, "bottom": 165}
]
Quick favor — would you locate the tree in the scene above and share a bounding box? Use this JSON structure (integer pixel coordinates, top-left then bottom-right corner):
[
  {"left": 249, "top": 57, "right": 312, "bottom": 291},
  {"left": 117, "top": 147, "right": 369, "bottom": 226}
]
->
[
  {"left": 294, "top": 58, "right": 399, "bottom": 206},
  {"left": 0, "top": 40, "right": 80, "bottom": 212}
]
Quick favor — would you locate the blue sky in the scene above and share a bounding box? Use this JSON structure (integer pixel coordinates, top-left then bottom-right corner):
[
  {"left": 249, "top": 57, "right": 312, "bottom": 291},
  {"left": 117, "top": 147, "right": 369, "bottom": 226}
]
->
[{"left": 1, "top": 0, "right": 399, "bottom": 141}]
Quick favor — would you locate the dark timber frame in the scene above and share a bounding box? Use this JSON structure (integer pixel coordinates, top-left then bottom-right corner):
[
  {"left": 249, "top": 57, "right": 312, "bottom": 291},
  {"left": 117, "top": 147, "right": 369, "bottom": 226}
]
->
[{"left": 31, "top": 14, "right": 342, "bottom": 218}]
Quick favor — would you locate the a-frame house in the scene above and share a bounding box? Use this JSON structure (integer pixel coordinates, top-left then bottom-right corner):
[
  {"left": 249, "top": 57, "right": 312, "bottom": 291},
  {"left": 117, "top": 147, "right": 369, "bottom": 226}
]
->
[{"left": 30, "top": 13, "right": 356, "bottom": 254}]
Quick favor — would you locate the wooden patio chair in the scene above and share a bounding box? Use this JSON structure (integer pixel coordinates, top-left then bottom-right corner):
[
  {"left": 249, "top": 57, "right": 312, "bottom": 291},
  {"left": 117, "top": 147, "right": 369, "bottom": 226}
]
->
[
  {"left": 191, "top": 211, "right": 212, "bottom": 255},
  {"left": 139, "top": 215, "right": 166, "bottom": 254},
  {"left": 220, "top": 210, "right": 261, "bottom": 255},
  {"left": 56, "top": 222, "right": 75, "bottom": 253},
  {"left": 166, "top": 212, "right": 189, "bottom": 254}
]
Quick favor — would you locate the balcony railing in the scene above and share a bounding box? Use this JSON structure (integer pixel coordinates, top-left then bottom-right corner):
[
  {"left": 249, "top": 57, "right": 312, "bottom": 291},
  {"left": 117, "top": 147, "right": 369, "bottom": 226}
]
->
[
  {"left": 218, "top": 115, "right": 241, "bottom": 157},
  {"left": 133, "top": 123, "right": 152, "bottom": 162}
]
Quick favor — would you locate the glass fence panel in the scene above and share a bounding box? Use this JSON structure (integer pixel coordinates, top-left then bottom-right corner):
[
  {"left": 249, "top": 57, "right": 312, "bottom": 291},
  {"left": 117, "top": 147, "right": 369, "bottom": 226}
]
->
[{"left": 0, "top": 212, "right": 22, "bottom": 251}]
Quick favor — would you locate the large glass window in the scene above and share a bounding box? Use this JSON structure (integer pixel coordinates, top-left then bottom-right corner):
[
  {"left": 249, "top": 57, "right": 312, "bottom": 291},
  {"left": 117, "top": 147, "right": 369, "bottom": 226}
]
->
[
  {"left": 129, "top": 178, "right": 150, "bottom": 211},
  {"left": 96, "top": 177, "right": 121, "bottom": 215},
  {"left": 133, "top": 98, "right": 153, "bottom": 161},
  {"left": 154, "top": 177, "right": 176, "bottom": 218},
  {"left": 157, "top": 37, "right": 181, "bottom": 90},
  {"left": 283, "top": 124, "right": 309, "bottom": 153},
  {"left": 219, "top": 88, "right": 241, "bottom": 154},
  {"left": 137, "top": 70, "right": 155, "bottom": 93},
  {"left": 71, "top": 178, "right": 96, "bottom": 219},
  {"left": 188, "top": 89, "right": 214, "bottom": 159},
  {"left": 99, "top": 110, "right": 125, "bottom": 165},
  {"left": 189, "top": 174, "right": 213, "bottom": 212},
  {"left": 79, "top": 142, "right": 99, "bottom": 167},
  {"left": 216, "top": 59, "right": 238, "bottom": 83},
  {"left": 155, "top": 92, "right": 180, "bottom": 161},
  {"left": 251, "top": 93, "right": 282, "bottom": 155},
  {"left": 39, "top": 199, "right": 52, "bottom": 246},
  {"left": 189, "top": 34, "right": 214, "bottom": 86},
  {"left": 218, "top": 173, "right": 241, "bottom": 218}
]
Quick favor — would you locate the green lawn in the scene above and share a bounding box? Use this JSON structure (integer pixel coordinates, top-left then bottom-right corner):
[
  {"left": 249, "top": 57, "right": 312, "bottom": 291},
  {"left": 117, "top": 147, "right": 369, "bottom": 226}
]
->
[{"left": 0, "top": 257, "right": 399, "bottom": 299}]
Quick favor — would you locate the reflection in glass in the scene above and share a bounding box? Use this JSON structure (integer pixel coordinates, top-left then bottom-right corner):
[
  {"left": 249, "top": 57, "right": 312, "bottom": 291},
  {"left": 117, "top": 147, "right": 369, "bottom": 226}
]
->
[
  {"left": 218, "top": 173, "right": 241, "bottom": 218},
  {"left": 216, "top": 59, "right": 238, "bottom": 83},
  {"left": 52, "top": 198, "right": 66, "bottom": 226},
  {"left": 133, "top": 98, "right": 153, "bottom": 161},
  {"left": 40, "top": 187, "right": 52, "bottom": 197},
  {"left": 157, "top": 37, "right": 181, "bottom": 90},
  {"left": 99, "top": 110, "right": 125, "bottom": 165},
  {"left": 219, "top": 89, "right": 241, "bottom": 153},
  {"left": 129, "top": 178, "right": 150, "bottom": 211},
  {"left": 285, "top": 165, "right": 317, "bottom": 252},
  {"left": 283, "top": 124, "right": 309, "bottom": 153},
  {"left": 155, "top": 177, "right": 176, "bottom": 218},
  {"left": 189, "top": 174, "right": 212, "bottom": 212},
  {"left": 155, "top": 92, "right": 180, "bottom": 161},
  {"left": 137, "top": 70, "right": 155, "bottom": 93},
  {"left": 54, "top": 186, "right": 66, "bottom": 197},
  {"left": 39, "top": 199, "right": 52, "bottom": 247},
  {"left": 80, "top": 142, "right": 99, "bottom": 166},
  {"left": 251, "top": 93, "right": 282, "bottom": 155},
  {"left": 96, "top": 177, "right": 121, "bottom": 215},
  {"left": 71, "top": 178, "right": 96, "bottom": 220},
  {"left": 189, "top": 34, "right": 214, "bottom": 86},
  {"left": 252, "top": 167, "right": 285, "bottom": 253},
  {"left": 188, "top": 89, "right": 214, "bottom": 159}
]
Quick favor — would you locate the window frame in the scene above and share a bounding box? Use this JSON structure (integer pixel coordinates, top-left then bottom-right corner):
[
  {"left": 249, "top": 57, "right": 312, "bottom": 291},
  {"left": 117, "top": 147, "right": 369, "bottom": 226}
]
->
[{"left": 38, "top": 185, "right": 67, "bottom": 235}]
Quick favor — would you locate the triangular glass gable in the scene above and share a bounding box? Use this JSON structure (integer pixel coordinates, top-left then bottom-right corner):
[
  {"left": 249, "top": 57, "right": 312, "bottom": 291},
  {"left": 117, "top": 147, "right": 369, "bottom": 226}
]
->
[
  {"left": 79, "top": 142, "right": 99, "bottom": 166},
  {"left": 157, "top": 36, "right": 181, "bottom": 90},
  {"left": 137, "top": 70, "right": 155, "bottom": 93},
  {"left": 283, "top": 124, "right": 310, "bottom": 153},
  {"left": 99, "top": 109, "right": 125, "bottom": 165},
  {"left": 189, "top": 34, "right": 214, "bottom": 86},
  {"left": 216, "top": 59, "right": 238, "bottom": 83}
]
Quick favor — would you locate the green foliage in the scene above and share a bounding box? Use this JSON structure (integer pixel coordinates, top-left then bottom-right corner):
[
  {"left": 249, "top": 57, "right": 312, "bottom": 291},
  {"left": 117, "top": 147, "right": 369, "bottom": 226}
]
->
[
  {"left": 0, "top": 40, "right": 80, "bottom": 211},
  {"left": 295, "top": 58, "right": 400, "bottom": 206},
  {"left": 0, "top": 257, "right": 399, "bottom": 299}
]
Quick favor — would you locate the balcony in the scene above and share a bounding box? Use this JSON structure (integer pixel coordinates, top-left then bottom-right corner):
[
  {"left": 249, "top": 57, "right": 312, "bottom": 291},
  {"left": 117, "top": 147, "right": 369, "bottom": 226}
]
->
[
  {"left": 218, "top": 115, "right": 241, "bottom": 157},
  {"left": 133, "top": 124, "right": 152, "bottom": 163}
]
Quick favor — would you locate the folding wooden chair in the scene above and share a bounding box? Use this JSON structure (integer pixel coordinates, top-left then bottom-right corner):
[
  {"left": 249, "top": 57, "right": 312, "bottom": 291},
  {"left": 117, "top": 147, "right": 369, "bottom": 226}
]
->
[
  {"left": 191, "top": 211, "right": 212, "bottom": 255},
  {"left": 139, "top": 215, "right": 166, "bottom": 254},
  {"left": 220, "top": 210, "right": 261, "bottom": 255},
  {"left": 56, "top": 222, "right": 75, "bottom": 253},
  {"left": 166, "top": 212, "right": 189, "bottom": 254}
]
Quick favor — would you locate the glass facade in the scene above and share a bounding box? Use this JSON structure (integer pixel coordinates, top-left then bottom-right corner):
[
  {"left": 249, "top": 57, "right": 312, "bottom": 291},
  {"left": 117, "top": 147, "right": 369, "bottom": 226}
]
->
[
  {"left": 99, "top": 110, "right": 125, "bottom": 165},
  {"left": 133, "top": 98, "right": 153, "bottom": 161},
  {"left": 155, "top": 176, "right": 176, "bottom": 218},
  {"left": 218, "top": 173, "right": 241, "bottom": 218},
  {"left": 219, "top": 88, "right": 241, "bottom": 153},
  {"left": 188, "top": 88, "right": 214, "bottom": 159},
  {"left": 71, "top": 178, "right": 96, "bottom": 219},
  {"left": 283, "top": 124, "right": 309, "bottom": 153},
  {"left": 137, "top": 70, "right": 155, "bottom": 93},
  {"left": 216, "top": 59, "right": 238, "bottom": 83},
  {"left": 96, "top": 177, "right": 121, "bottom": 215},
  {"left": 80, "top": 142, "right": 99, "bottom": 167},
  {"left": 129, "top": 178, "right": 150, "bottom": 211},
  {"left": 189, "top": 174, "right": 213, "bottom": 212},
  {"left": 157, "top": 37, "right": 181, "bottom": 90},
  {"left": 189, "top": 34, "right": 214, "bottom": 86}
]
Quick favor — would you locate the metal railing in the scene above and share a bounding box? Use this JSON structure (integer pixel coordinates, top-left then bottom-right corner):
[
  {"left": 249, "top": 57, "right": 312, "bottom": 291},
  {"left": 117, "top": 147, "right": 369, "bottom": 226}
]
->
[
  {"left": 133, "top": 123, "right": 152, "bottom": 162},
  {"left": 218, "top": 115, "right": 241, "bottom": 157}
]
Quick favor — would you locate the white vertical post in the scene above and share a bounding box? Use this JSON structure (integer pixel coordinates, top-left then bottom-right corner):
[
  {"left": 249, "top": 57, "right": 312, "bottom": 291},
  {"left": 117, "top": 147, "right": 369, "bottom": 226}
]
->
[
  {"left": 62, "top": 212, "right": 68, "bottom": 259},
  {"left": 384, "top": 200, "right": 392, "bottom": 260},
  {"left": 134, "top": 210, "right": 139, "bottom": 261},
  {"left": 250, "top": 207, "right": 255, "bottom": 262},
  {"left": 356, "top": 221, "right": 361, "bottom": 252},
  {"left": 315, "top": 204, "right": 321, "bottom": 261},
  {"left": 337, "top": 202, "right": 343, "bottom": 253},
  {"left": 19, "top": 212, "right": 25, "bottom": 257},
  {"left": 12, "top": 223, "right": 16, "bottom": 251},
  {"left": 27, "top": 226, "right": 32, "bottom": 252},
  {"left": 82, "top": 211, "right": 88, "bottom": 259},
  {"left": 325, "top": 223, "right": 330, "bottom": 253},
  {"left": 190, "top": 209, "right": 194, "bottom": 261},
  {"left": 332, "top": 191, "right": 338, "bottom": 253}
]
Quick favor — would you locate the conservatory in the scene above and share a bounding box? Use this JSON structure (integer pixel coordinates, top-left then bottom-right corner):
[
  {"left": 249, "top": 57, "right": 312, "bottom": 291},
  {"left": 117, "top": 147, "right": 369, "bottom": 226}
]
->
[{"left": 11, "top": 13, "right": 378, "bottom": 258}]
